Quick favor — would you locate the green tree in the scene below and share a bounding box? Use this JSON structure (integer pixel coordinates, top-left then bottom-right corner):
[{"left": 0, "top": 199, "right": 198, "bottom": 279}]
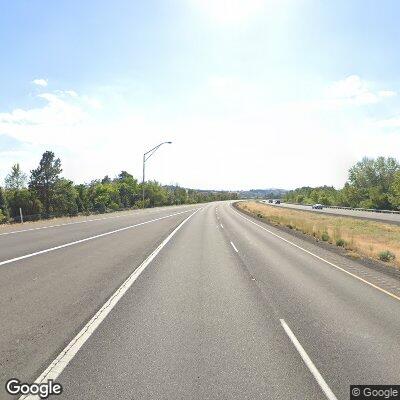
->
[
  {"left": 337, "top": 183, "right": 361, "bottom": 207},
  {"left": 390, "top": 171, "right": 400, "bottom": 209},
  {"left": 53, "top": 179, "right": 79, "bottom": 216},
  {"left": 75, "top": 184, "right": 91, "bottom": 213},
  {"left": 168, "top": 186, "right": 188, "bottom": 205},
  {"left": 101, "top": 175, "right": 112, "bottom": 184},
  {"left": 6, "top": 189, "right": 42, "bottom": 220},
  {"left": 348, "top": 157, "right": 399, "bottom": 209},
  {"left": 29, "top": 151, "right": 62, "bottom": 216},
  {"left": 115, "top": 171, "right": 139, "bottom": 208},
  {"left": 144, "top": 181, "right": 168, "bottom": 207},
  {"left": 5, "top": 163, "right": 27, "bottom": 190},
  {"left": 117, "top": 171, "right": 133, "bottom": 181},
  {"left": 88, "top": 182, "right": 121, "bottom": 212},
  {"left": 0, "top": 187, "right": 10, "bottom": 221}
]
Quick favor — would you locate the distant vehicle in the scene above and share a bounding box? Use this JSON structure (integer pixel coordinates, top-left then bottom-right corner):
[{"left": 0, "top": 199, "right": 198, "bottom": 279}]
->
[
  {"left": 268, "top": 199, "right": 273, "bottom": 203},
  {"left": 312, "top": 204, "right": 323, "bottom": 209},
  {"left": 273, "top": 200, "right": 281, "bottom": 204}
]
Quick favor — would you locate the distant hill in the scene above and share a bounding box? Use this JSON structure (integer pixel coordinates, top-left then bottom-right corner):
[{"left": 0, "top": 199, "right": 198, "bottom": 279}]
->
[
  {"left": 163, "top": 185, "right": 287, "bottom": 200},
  {"left": 238, "top": 189, "right": 287, "bottom": 199},
  {"left": 163, "top": 185, "right": 236, "bottom": 195}
]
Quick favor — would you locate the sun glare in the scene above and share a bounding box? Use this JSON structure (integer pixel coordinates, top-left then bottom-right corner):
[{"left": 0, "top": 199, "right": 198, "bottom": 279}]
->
[{"left": 192, "top": 0, "right": 267, "bottom": 24}]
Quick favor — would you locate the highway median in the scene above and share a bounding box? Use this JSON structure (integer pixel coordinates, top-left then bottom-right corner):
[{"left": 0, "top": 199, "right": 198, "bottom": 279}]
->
[{"left": 235, "top": 200, "right": 400, "bottom": 269}]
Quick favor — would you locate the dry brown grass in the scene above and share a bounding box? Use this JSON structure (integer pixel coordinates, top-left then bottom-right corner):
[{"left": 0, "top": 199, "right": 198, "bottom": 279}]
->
[{"left": 237, "top": 201, "right": 400, "bottom": 267}]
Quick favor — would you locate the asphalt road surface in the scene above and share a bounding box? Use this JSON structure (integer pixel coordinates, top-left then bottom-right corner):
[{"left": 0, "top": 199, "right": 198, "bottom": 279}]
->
[
  {"left": 1, "top": 202, "right": 399, "bottom": 399},
  {"left": 267, "top": 201, "right": 400, "bottom": 224}
]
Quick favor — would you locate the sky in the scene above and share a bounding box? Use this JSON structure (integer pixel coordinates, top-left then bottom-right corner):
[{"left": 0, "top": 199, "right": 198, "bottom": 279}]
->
[{"left": 1, "top": 0, "right": 400, "bottom": 190}]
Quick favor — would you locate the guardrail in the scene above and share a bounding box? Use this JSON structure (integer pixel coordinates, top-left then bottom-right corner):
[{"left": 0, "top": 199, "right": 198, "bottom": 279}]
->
[{"left": 276, "top": 201, "right": 400, "bottom": 215}]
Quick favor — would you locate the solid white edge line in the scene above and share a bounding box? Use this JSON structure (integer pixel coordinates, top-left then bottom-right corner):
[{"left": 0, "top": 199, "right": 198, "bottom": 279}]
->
[
  {"left": 19, "top": 207, "right": 201, "bottom": 400},
  {"left": 280, "top": 319, "right": 338, "bottom": 400},
  {"left": 0, "top": 213, "right": 138, "bottom": 236},
  {"left": 0, "top": 209, "right": 196, "bottom": 267},
  {"left": 230, "top": 241, "right": 239, "bottom": 253},
  {"left": 232, "top": 207, "right": 400, "bottom": 303},
  {"left": 0, "top": 207, "right": 186, "bottom": 237}
]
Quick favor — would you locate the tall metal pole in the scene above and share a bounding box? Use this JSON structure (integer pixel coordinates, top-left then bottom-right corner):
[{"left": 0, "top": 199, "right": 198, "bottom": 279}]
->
[
  {"left": 142, "top": 153, "right": 145, "bottom": 206},
  {"left": 142, "top": 141, "right": 172, "bottom": 208}
]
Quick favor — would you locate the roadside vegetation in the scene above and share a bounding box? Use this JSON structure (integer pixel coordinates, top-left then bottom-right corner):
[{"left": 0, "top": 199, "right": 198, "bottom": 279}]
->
[
  {"left": 284, "top": 157, "right": 400, "bottom": 210},
  {"left": 0, "top": 150, "right": 238, "bottom": 224},
  {"left": 237, "top": 201, "right": 400, "bottom": 268}
]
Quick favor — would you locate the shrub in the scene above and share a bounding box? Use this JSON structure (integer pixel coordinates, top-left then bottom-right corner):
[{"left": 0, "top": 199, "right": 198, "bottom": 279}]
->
[
  {"left": 321, "top": 232, "right": 330, "bottom": 241},
  {"left": 347, "top": 251, "right": 361, "bottom": 260},
  {"left": 378, "top": 250, "right": 396, "bottom": 262},
  {"left": 257, "top": 213, "right": 264, "bottom": 218},
  {"left": 109, "top": 202, "right": 120, "bottom": 211},
  {"left": 336, "top": 238, "right": 347, "bottom": 247}
]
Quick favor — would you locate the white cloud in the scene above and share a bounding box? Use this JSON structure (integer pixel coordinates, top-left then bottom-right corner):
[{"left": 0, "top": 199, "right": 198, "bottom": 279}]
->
[
  {"left": 32, "top": 78, "right": 48, "bottom": 87},
  {"left": 324, "top": 75, "right": 396, "bottom": 106},
  {"left": 0, "top": 92, "right": 86, "bottom": 127},
  {"left": 54, "top": 89, "right": 79, "bottom": 98},
  {"left": 375, "top": 116, "right": 400, "bottom": 128},
  {"left": 378, "top": 90, "right": 396, "bottom": 98},
  {"left": 82, "top": 95, "right": 102, "bottom": 109},
  {"left": 1, "top": 78, "right": 400, "bottom": 190}
]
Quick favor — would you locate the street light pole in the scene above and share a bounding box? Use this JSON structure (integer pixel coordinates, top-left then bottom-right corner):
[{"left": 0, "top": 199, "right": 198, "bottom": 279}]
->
[
  {"left": 142, "top": 141, "right": 172, "bottom": 207},
  {"left": 142, "top": 153, "right": 146, "bottom": 205}
]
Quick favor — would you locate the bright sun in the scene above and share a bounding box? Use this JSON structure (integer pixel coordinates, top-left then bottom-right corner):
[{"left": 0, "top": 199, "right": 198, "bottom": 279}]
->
[{"left": 192, "top": 0, "right": 267, "bottom": 24}]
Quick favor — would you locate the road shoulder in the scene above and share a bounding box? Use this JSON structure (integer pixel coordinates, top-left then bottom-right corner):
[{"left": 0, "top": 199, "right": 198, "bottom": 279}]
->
[{"left": 232, "top": 201, "right": 400, "bottom": 299}]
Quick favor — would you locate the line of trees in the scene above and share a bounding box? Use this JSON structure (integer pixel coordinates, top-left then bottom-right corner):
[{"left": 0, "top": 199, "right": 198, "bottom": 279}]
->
[
  {"left": 284, "top": 156, "right": 400, "bottom": 210},
  {"left": 0, "top": 151, "right": 238, "bottom": 223}
]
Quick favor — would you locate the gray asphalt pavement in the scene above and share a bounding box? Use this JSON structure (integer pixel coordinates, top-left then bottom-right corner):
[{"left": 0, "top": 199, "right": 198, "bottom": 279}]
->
[
  {"left": 268, "top": 201, "right": 400, "bottom": 224},
  {"left": 1, "top": 202, "right": 399, "bottom": 399},
  {"left": 0, "top": 205, "right": 198, "bottom": 399}
]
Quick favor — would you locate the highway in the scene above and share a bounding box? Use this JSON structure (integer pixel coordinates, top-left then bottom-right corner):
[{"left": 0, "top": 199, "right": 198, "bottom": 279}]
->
[
  {"left": 266, "top": 201, "right": 400, "bottom": 224},
  {"left": 1, "top": 202, "right": 399, "bottom": 399}
]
